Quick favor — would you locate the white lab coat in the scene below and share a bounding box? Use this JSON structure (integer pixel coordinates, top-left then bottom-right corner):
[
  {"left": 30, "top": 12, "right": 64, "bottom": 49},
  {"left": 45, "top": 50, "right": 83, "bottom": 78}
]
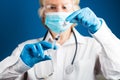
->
[{"left": 0, "top": 19, "right": 120, "bottom": 80}]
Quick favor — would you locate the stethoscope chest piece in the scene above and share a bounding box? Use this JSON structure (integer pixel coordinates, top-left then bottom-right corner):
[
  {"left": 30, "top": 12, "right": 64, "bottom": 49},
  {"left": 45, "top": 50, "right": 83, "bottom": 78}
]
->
[{"left": 65, "top": 65, "right": 74, "bottom": 75}]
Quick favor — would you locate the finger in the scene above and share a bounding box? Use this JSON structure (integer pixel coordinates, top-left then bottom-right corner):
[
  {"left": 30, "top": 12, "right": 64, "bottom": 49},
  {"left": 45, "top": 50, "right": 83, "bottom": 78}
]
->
[
  {"left": 66, "top": 9, "right": 82, "bottom": 23},
  {"left": 36, "top": 43, "right": 45, "bottom": 58},
  {"left": 40, "top": 41, "right": 57, "bottom": 50},
  {"left": 69, "top": 19, "right": 79, "bottom": 23},
  {"left": 26, "top": 44, "right": 38, "bottom": 57}
]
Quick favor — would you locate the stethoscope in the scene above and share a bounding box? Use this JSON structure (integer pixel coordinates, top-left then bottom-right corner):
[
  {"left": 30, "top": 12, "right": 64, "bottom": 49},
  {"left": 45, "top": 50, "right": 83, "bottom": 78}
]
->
[
  {"left": 36, "top": 29, "right": 78, "bottom": 79},
  {"left": 65, "top": 29, "right": 78, "bottom": 75}
]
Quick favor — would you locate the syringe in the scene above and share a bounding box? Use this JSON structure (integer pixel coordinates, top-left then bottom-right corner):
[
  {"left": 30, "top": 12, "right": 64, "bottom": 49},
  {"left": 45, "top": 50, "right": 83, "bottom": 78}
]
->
[
  {"left": 52, "top": 21, "right": 69, "bottom": 49},
  {"left": 52, "top": 33, "right": 60, "bottom": 49}
]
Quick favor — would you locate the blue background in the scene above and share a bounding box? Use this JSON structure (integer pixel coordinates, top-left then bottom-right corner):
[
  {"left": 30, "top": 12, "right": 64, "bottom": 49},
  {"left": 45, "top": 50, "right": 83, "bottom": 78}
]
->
[{"left": 0, "top": 0, "right": 120, "bottom": 61}]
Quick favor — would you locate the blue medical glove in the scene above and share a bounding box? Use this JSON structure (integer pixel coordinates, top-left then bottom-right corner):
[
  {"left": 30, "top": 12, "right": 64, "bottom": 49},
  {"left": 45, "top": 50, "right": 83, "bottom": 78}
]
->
[
  {"left": 66, "top": 7, "right": 102, "bottom": 33},
  {"left": 20, "top": 41, "right": 57, "bottom": 67}
]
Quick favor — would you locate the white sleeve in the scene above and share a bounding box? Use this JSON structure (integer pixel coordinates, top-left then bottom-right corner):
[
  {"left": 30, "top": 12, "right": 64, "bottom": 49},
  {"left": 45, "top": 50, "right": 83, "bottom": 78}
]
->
[
  {"left": 91, "top": 19, "right": 120, "bottom": 79},
  {"left": 0, "top": 46, "right": 30, "bottom": 79}
]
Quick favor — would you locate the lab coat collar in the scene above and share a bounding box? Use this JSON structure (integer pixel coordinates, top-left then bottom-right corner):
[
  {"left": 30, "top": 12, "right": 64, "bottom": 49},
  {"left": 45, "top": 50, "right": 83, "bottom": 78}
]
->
[{"left": 43, "top": 28, "right": 86, "bottom": 46}]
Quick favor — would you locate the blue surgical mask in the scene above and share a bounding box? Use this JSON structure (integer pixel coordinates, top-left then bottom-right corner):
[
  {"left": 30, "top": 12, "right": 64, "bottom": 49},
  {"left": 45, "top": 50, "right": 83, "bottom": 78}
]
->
[{"left": 45, "top": 12, "right": 73, "bottom": 34}]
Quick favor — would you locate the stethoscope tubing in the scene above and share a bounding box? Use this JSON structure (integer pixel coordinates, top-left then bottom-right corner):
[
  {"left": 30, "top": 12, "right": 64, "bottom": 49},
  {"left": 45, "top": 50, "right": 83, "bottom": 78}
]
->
[{"left": 43, "top": 29, "right": 78, "bottom": 65}]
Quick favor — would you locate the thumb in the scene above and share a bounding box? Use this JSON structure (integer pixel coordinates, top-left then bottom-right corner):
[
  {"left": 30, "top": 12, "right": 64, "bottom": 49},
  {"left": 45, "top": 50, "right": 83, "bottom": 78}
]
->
[
  {"left": 66, "top": 9, "right": 81, "bottom": 23},
  {"left": 41, "top": 41, "right": 58, "bottom": 50}
]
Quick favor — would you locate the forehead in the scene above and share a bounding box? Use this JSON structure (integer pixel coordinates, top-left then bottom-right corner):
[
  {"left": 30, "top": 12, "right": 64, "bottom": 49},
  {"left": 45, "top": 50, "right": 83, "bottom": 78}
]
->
[{"left": 44, "top": 0, "right": 73, "bottom": 5}]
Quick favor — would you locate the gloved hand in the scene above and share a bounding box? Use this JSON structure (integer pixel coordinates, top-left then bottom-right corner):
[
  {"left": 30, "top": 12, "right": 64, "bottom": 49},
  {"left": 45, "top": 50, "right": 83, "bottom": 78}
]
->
[
  {"left": 66, "top": 7, "right": 102, "bottom": 33},
  {"left": 20, "top": 41, "right": 57, "bottom": 67}
]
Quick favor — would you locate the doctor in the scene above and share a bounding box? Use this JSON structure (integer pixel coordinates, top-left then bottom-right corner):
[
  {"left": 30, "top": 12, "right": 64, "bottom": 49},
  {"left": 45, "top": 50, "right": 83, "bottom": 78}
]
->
[{"left": 0, "top": 0, "right": 120, "bottom": 80}]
